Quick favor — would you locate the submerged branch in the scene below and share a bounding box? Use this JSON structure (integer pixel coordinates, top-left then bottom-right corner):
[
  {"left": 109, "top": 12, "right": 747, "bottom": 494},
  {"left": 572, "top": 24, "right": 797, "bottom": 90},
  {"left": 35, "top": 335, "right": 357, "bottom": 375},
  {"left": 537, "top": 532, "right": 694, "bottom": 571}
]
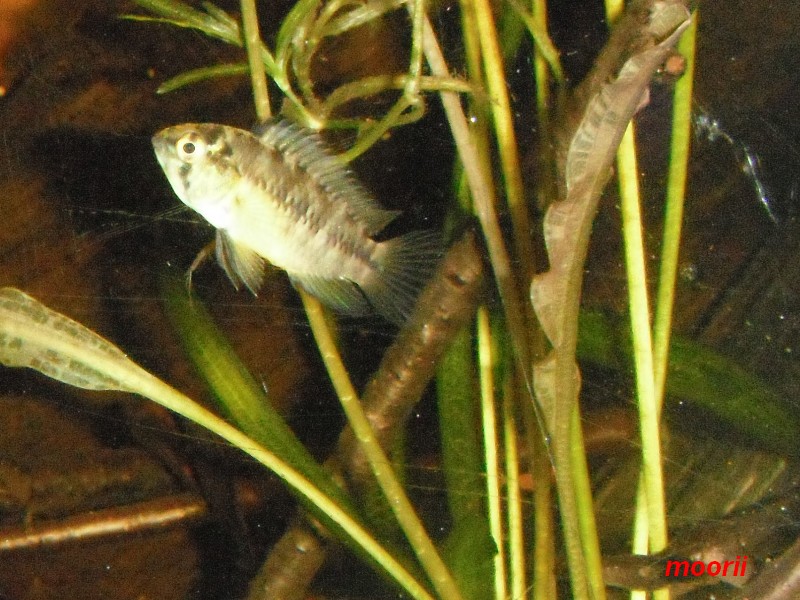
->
[
  {"left": 336, "top": 232, "right": 484, "bottom": 480},
  {"left": 253, "top": 232, "right": 484, "bottom": 600}
]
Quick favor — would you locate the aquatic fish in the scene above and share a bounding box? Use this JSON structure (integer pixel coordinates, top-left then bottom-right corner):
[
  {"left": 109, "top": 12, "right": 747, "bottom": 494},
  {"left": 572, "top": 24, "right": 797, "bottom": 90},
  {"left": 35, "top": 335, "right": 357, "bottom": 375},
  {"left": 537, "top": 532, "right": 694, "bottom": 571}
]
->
[{"left": 152, "top": 119, "right": 441, "bottom": 324}]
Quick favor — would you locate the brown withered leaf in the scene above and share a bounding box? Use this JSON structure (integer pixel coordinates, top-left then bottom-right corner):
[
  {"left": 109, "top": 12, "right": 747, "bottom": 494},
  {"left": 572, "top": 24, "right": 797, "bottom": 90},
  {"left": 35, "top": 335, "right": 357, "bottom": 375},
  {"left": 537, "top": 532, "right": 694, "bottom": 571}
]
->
[{"left": 530, "top": 0, "right": 691, "bottom": 435}]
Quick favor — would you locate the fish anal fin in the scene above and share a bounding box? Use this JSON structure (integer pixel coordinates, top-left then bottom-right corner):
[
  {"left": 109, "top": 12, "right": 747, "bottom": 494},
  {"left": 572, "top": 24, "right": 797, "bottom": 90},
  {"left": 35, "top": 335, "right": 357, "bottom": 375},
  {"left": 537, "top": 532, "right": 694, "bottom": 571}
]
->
[
  {"left": 289, "top": 274, "right": 372, "bottom": 316},
  {"left": 215, "top": 230, "right": 267, "bottom": 294}
]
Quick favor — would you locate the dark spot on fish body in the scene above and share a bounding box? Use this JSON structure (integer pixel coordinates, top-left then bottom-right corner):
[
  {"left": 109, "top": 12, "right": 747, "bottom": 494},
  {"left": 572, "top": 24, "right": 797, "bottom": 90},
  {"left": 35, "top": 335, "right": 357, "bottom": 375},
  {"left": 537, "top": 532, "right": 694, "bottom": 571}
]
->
[
  {"left": 214, "top": 141, "right": 235, "bottom": 159},
  {"left": 202, "top": 124, "right": 227, "bottom": 149},
  {"left": 339, "top": 230, "right": 377, "bottom": 267},
  {"left": 446, "top": 271, "right": 469, "bottom": 288}
]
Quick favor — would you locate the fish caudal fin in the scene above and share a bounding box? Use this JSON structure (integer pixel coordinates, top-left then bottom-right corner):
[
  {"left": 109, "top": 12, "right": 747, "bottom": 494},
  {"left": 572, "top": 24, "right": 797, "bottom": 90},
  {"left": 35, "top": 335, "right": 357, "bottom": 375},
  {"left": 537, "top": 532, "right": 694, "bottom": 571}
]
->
[{"left": 362, "top": 230, "right": 443, "bottom": 325}]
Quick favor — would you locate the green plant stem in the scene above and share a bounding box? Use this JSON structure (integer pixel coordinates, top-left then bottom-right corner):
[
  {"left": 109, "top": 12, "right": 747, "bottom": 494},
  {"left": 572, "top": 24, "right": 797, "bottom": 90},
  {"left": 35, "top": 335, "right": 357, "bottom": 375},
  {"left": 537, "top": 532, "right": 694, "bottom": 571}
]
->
[
  {"left": 527, "top": 2, "right": 558, "bottom": 596},
  {"left": 459, "top": 0, "right": 483, "bottom": 88},
  {"left": 299, "top": 291, "right": 465, "bottom": 600},
  {"left": 240, "top": 0, "right": 271, "bottom": 120},
  {"left": 528, "top": 405, "right": 556, "bottom": 600},
  {"left": 600, "top": 3, "right": 667, "bottom": 599},
  {"left": 340, "top": 96, "right": 419, "bottom": 162},
  {"left": 617, "top": 123, "right": 669, "bottom": 597},
  {"left": 569, "top": 407, "right": 606, "bottom": 600},
  {"left": 552, "top": 402, "right": 590, "bottom": 600},
  {"left": 421, "top": 16, "right": 531, "bottom": 403},
  {"left": 321, "top": 74, "right": 472, "bottom": 117},
  {"left": 406, "top": 0, "right": 424, "bottom": 98},
  {"left": 477, "top": 307, "right": 507, "bottom": 600},
  {"left": 473, "top": 0, "right": 533, "bottom": 283},
  {"left": 503, "top": 381, "right": 526, "bottom": 600},
  {"left": 457, "top": 0, "right": 492, "bottom": 191},
  {"left": 531, "top": 0, "right": 553, "bottom": 115},
  {"left": 604, "top": 0, "right": 623, "bottom": 21},
  {"left": 653, "top": 12, "right": 697, "bottom": 406},
  {"left": 507, "top": 0, "right": 563, "bottom": 84},
  {"left": 635, "top": 15, "right": 697, "bottom": 600},
  {"left": 156, "top": 62, "right": 250, "bottom": 94}
]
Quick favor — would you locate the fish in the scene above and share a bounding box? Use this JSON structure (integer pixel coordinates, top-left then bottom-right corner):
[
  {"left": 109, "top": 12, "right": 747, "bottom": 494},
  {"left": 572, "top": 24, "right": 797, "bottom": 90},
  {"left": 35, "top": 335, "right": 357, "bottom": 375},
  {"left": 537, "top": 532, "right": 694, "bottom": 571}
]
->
[{"left": 151, "top": 119, "right": 441, "bottom": 325}]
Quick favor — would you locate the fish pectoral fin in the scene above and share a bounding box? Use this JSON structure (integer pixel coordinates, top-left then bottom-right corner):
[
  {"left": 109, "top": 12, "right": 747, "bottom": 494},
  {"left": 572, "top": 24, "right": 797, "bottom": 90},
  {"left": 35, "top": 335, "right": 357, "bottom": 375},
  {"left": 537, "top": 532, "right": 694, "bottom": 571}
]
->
[
  {"left": 215, "top": 230, "right": 267, "bottom": 294},
  {"left": 289, "top": 274, "right": 372, "bottom": 316}
]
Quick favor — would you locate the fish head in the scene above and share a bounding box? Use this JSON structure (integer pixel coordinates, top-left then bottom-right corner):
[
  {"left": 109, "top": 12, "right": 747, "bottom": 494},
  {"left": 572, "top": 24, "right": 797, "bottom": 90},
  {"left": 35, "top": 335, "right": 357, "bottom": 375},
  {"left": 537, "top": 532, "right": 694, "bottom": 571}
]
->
[{"left": 152, "top": 124, "right": 241, "bottom": 229}]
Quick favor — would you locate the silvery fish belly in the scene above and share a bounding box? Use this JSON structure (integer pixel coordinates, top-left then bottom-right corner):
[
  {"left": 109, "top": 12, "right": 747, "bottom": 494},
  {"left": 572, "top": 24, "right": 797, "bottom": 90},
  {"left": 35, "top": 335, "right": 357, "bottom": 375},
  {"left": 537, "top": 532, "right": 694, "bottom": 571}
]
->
[{"left": 152, "top": 119, "right": 441, "bottom": 324}]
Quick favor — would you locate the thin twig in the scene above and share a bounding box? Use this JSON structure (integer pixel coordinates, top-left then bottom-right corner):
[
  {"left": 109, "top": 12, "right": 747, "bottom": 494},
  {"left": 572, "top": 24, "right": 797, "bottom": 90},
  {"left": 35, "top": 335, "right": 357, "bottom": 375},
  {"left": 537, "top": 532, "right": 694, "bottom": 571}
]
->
[
  {"left": 240, "top": 0, "right": 271, "bottom": 120},
  {"left": 0, "top": 493, "right": 206, "bottom": 551}
]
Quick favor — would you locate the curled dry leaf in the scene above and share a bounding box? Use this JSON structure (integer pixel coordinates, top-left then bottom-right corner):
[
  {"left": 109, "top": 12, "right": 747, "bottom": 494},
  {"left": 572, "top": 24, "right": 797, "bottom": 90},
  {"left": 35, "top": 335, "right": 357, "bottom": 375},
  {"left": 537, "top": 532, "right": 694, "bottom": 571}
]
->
[{"left": 530, "top": 0, "right": 692, "bottom": 434}]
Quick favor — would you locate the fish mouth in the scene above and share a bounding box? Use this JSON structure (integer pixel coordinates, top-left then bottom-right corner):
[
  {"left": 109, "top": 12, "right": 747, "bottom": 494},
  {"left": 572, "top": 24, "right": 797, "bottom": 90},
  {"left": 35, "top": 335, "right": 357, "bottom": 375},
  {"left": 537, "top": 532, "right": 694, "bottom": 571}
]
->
[
  {"left": 151, "top": 132, "right": 174, "bottom": 171},
  {"left": 151, "top": 132, "right": 168, "bottom": 154}
]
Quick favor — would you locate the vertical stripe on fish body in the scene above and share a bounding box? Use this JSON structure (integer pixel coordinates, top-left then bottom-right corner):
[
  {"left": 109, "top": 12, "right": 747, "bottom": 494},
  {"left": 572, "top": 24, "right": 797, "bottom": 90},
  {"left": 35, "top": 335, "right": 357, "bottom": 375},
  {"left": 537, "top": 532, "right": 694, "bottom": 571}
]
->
[{"left": 152, "top": 119, "right": 441, "bottom": 324}]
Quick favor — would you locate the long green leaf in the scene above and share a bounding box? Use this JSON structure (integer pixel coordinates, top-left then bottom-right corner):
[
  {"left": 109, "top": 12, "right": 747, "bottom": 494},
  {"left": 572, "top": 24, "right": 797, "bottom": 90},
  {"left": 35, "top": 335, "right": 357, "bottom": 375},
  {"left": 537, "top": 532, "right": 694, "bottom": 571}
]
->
[
  {"left": 0, "top": 287, "right": 433, "bottom": 600},
  {"left": 157, "top": 63, "right": 249, "bottom": 94},
  {"left": 160, "top": 275, "right": 351, "bottom": 508},
  {"left": 130, "top": 0, "right": 242, "bottom": 46},
  {"left": 578, "top": 311, "right": 800, "bottom": 456}
]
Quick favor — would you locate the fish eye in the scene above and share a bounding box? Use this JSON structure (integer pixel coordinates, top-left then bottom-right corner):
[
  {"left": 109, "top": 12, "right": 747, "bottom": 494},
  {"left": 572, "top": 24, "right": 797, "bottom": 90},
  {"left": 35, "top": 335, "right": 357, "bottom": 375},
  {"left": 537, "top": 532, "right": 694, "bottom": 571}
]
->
[{"left": 176, "top": 132, "right": 206, "bottom": 162}]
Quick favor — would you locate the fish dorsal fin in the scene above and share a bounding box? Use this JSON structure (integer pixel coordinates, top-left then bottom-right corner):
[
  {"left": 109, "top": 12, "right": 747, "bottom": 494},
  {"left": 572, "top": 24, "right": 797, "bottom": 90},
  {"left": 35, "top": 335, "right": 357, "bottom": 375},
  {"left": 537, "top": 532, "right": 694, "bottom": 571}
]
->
[
  {"left": 254, "top": 118, "right": 400, "bottom": 235},
  {"left": 215, "top": 230, "right": 267, "bottom": 294}
]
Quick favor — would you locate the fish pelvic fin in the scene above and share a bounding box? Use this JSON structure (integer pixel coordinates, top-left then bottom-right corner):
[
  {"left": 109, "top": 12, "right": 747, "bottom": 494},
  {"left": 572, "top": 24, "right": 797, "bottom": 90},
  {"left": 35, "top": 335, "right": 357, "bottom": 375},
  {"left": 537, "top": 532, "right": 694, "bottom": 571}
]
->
[
  {"left": 362, "top": 230, "right": 443, "bottom": 325},
  {"left": 215, "top": 230, "right": 267, "bottom": 294}
]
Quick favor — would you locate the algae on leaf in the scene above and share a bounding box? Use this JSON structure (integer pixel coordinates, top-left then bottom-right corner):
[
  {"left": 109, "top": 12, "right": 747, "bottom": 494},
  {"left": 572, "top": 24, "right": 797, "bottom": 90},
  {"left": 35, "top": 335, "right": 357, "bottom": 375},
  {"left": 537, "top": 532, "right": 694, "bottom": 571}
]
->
[{"left": 0, "top": 287, "right": 136, "bottom": 392}]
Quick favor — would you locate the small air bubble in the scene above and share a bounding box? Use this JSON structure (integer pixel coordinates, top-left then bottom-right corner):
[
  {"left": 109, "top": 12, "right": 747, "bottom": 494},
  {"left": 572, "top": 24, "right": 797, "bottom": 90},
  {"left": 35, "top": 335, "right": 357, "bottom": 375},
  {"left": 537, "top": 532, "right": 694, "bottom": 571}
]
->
[{"left": 679, "top": 263, "right": 698, "bottom": 283}]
